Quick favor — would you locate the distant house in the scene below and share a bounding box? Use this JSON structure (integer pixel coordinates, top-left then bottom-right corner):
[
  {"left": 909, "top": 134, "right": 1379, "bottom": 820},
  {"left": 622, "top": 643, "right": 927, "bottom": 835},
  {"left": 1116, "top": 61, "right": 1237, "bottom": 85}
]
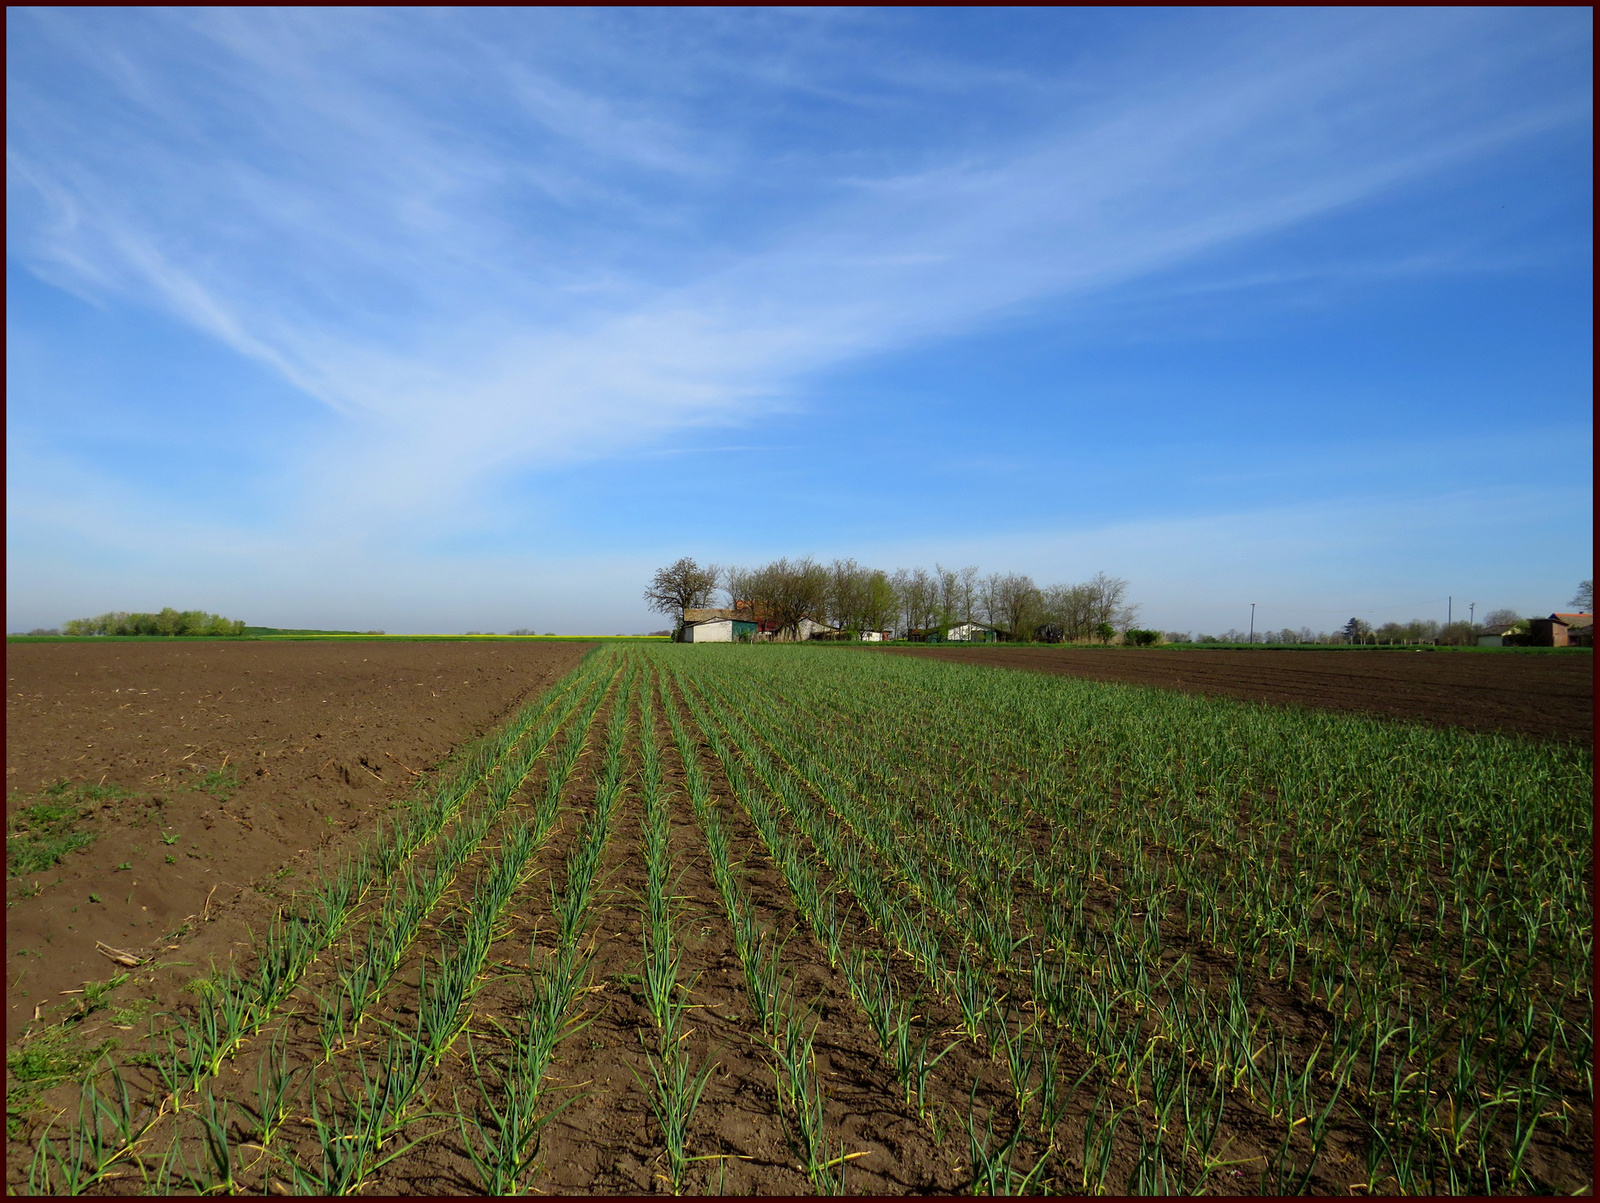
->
[
  {"left": 681, "top": 607, "right": 757, "bottom": 643},
  {"left": 946, "top": 622, "right": 1000, "bottom": 643},
  {"left": 681, "top": 606, "right": 840, "bottom": 642},
  {"left": 1527, "top": 613, "right": 1593, "bottom": 647},
  {"left": 796, "top": 616, "right": 838, "bottom": 641},
  {"left": 1476, "top": 623, "right": 1521, "bottom": 648},
  {"left": 858, "top": 629, "right": 893, "bottom": 642},
  {"left": 1559, "top": 613, "right": 1595, "bottom": 646},
  {"left": 681, "top": 617, "right": 757, "bottom": 642},
  {"left": 902, "top": 622, "right": 999, "bottom": 643}
]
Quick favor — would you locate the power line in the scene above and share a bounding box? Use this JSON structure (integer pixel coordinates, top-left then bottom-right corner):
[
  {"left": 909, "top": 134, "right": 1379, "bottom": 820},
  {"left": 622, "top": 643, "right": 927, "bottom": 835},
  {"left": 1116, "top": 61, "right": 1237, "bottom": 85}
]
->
[{"left": 1246, "top": 599, "right": 1451, "bottom": 616}]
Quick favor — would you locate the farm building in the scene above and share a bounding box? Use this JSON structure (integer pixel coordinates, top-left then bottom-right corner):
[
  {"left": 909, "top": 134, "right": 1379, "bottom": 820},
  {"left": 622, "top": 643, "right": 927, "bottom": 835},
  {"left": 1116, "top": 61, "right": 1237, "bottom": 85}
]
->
[
  {"left": 946, "top": 622, "right": 1000, "bottom": 642},
  {"left": 796, "top": 617, "right": 838, "bottom": 641},
  {"left": 680, "top": 605, "right": 837, "bottom": 642},
  {"left": 1528, "top": 612, "right": 1593, "bottom": 647},
  {"left": 1476, "top": 623, "right": 1522, "bottom": 648},
  {"left": 681, "top": 616, "right": 757, "bottom": 642},
  {"left": 858, "top": 629, "right": 893, "bottom": 642},
  {"left": 903, "top": 623, "right": 999, "bottom": 643},
  {"left": 680, "top": 607, "right": 758, "bottom": 642}
]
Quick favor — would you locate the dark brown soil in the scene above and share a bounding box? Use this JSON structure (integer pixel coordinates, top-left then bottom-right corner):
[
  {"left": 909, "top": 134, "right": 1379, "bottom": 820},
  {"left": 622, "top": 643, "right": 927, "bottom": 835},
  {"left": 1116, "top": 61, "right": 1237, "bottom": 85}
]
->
[
  {"left": 4, "top": 640, "right": 589, "bottom": 1043},
  {"left": 879, "top": 647, "right": 1593, "bottom": 743}
]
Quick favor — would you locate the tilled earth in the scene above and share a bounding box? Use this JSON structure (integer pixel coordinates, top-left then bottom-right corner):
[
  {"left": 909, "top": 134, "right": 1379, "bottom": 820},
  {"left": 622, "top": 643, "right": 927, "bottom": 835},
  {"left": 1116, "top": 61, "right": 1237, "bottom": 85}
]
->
[
  {"left": 881, "top": 647, "right": 1593, "bottom": 744},
  {"left": 4, "top": 640, "right": 589, "bottom": 1042}
]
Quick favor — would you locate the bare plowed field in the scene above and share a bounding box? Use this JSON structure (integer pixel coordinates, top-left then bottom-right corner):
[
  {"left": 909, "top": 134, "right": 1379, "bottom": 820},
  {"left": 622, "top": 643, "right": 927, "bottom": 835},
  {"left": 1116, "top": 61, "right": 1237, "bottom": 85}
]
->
[
  {"left": 5, "top": 640, "right": 588, "bottom": 1041},
  {"left": 882, "top": 647, "right": 1593, "bottom": 743}
]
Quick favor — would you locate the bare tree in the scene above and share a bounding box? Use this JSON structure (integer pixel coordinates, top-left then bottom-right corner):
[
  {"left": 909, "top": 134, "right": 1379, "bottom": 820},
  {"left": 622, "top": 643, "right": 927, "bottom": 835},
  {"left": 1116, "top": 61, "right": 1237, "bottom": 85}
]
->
[
  {"left": 671, "top": 554, "right": 1141, "bottom": 645},
  {"left": 737, "top": 557, "right": 829, "bottom": 639},
  {"left": 934, "top": 564, "right": 962, "bottom": 632},
  {"left": 957, "top": 565, "right": 980, "bottom": 625},
  {"left": 644, "top": 557, "right": 720, "bottom": 632},
  {"left": 1069, "top": 583, "right": 1097, "bottom": 640},
  {"left": 1572, "top": 580, "right": 1593, "bottom": 611},
  {"left": 1480, "top": 608, "right": 1522, "bottom": 631},
  {"left": 980, "top": 572, "right": 1041, "bottom": 640},
  {"left": 827, "top": 560, "right": 899, "bottom": 633},
  {"left": 828, "top": 559, "right": 869, "bottom": 631},
  {"left": 964, "top": 571, "right": 1143, "bottom": 642},
  {"left": 722, "top": 565, "right": 754, "bottom": 610},
  {"left": 1038, "top": 582, "right": 1087, "bottom": 639},
  {"left": 863, "top": 569, "right": 898, "bottom": 633},
  {"left": 1084, "top": 572, "right": 1139, "bottom": 633},
  {"left": 893, "top": 567, "right": 938, "bottom": 635}
]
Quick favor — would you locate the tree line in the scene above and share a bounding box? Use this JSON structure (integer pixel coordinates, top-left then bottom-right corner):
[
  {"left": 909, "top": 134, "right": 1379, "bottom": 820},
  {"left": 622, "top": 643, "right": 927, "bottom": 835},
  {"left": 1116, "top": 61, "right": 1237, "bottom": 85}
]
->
[
  {"left": 646, "top": 556, "right": 1139, "bottom": 641},
  {"left": 1177, "top": 602, "right": 1568, "bottom": 646},
  {"left": 60, "top": 609, "right": 247, "bottom": 637},
  {"left": 1176, "top": 621, "right": 1482, "bottom": 646}
]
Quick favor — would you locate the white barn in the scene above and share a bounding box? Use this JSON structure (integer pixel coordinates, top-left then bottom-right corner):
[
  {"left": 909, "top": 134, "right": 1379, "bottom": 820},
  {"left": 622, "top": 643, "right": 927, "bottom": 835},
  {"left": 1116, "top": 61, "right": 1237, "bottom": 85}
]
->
[
  {"left": 946, "top": 622, "right": 1000, "bottom": 642},
  {"left": 682, "top": 617, "right": 757, "bottom": 642}
]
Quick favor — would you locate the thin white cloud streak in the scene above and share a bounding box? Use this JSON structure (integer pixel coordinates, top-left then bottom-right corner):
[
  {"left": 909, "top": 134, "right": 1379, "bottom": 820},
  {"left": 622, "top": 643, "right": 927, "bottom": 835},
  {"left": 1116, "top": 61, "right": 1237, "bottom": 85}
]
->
[{"left": 7, "top": 8, "right": 1590, "bottom": 541}]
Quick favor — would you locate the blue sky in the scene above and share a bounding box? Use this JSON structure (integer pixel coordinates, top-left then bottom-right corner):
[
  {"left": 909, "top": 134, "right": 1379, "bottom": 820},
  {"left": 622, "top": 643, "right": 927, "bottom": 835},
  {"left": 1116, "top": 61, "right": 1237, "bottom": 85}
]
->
[{"left": 7, "top": 8, "right": 1592, "bottom": 635}]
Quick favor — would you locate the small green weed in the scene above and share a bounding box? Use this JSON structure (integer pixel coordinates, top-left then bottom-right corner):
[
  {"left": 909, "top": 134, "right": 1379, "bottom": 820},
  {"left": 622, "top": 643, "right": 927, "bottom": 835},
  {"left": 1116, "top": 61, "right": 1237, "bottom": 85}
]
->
[
  {"left": 81, "top": 973, "right": 129, "bottom": 1015},
  {"left": 87, "top": 894, "right": 102, "bottom": 904},
  {"left": 109, "top": 998, "right": 152, "bottom": 1028},
  {"left": 165, "top": 855, "right": 177, "bottom": 865},
  {"left": 5, "top": 779, "right": 131, "bottom": 877},
  {"left": 115, "top": 863, "right": 132, "bottom": 872},
  {"left": 189, "top": 766, "right": 240, "bottom": 802},
  {"left": 5, "top": 1025, "right": 116, "bottom": 1139},
  {"left": 160, "top": 832, "right": 180, "bottom": 846}
]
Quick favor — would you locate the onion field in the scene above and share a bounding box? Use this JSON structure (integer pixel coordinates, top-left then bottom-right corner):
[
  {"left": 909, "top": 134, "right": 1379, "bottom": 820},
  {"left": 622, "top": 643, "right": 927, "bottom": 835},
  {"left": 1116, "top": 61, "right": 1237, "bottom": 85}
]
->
[{"left": 17, "top": 644, "right": 1592, "bottom": 1195}]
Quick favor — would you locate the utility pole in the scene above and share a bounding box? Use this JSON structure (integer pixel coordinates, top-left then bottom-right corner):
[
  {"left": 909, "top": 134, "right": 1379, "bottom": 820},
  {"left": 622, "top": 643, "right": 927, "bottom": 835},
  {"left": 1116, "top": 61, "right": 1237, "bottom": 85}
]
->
[
  {"left": 1469, "top": 602, "right": 1475, "bottom": 628},
  {"left": 1249, "top": 603, "right": 1256, "bottom": 645},
  {"left": 1448, "top": 596, "right": 1452, "bottom": 626}
]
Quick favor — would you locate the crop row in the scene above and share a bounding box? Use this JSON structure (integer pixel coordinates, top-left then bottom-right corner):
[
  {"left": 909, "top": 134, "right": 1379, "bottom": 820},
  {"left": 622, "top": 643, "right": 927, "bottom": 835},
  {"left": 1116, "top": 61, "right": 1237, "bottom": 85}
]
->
[
  {"left": 26, "top": 650, "right": 620, "bottom": 1194},
  {"left": 651, "top": 643, "right": 1592, "bottom": 1195}
]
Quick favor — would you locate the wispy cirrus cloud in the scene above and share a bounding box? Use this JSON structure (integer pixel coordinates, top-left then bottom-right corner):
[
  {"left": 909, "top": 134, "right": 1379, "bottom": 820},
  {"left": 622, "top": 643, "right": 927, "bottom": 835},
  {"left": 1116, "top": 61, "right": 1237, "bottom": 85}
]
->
[{"left": 7, "top": 8, "right": 1591, "bottom": 588}]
